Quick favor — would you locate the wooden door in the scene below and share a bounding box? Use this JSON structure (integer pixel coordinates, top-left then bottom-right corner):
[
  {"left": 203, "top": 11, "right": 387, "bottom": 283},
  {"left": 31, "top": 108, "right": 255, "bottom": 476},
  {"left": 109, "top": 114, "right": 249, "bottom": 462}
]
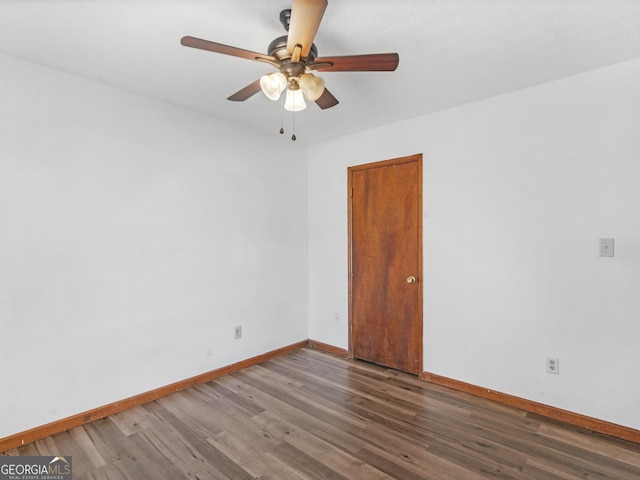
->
[{"left": 348, "top": 154, "right": 422, "bottom": 374}]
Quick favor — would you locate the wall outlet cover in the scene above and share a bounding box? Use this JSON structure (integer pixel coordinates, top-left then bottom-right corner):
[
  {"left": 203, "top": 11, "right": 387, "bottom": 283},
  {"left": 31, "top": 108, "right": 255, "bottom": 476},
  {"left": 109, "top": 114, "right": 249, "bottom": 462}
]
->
[{"left": 546, "top": 357, "right": 559, "bottom": 374}]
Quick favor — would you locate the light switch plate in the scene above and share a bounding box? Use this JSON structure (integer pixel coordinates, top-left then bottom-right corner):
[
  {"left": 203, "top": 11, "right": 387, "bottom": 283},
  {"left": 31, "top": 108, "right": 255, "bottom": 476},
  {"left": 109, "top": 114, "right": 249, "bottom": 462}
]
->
[{"left": 598, "top": 238, "right": 614, "bottom": 257}]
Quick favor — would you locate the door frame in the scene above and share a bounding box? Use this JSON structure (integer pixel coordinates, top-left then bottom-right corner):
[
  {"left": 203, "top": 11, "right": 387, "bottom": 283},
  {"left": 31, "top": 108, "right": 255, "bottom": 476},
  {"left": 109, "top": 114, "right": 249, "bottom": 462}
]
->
[{"left": 347, "top": 153, "right": 423, "bottom": 374}]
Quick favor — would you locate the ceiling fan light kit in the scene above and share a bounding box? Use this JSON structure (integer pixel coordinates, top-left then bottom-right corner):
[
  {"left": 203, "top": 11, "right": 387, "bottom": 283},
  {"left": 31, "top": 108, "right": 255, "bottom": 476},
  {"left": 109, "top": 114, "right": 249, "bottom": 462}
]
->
[
  {"left": 180, "top": 0, "right": 399, "bottom": 138},
  {"left": 260, "top": 72, "right": 287, "bottom": 101},
  {"left": 284, "top": 87, "right": 307, "bottom": 112},
  {"left": 298, "top": 73, "right": 326, "bottom": 102},
  {"left": 259, "top": 71, "right": 324, "bottom": 109}
]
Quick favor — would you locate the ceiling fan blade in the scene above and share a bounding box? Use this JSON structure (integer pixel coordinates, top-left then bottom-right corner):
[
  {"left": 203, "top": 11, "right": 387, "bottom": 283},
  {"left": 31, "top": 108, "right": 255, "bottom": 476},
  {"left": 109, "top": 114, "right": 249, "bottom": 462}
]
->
[
  {"left": 181, "top": 36, "right": 276, "bottom": 64},
  {"left": 315, "top": 88, "right": 339, "bottom": 109},
  {"left": 286, "top": 0, "right": 328, "bottom": 58},
  {"left": 227, "top": 79, "right": 263, "bottom": 101},
  {"left": 313, "top": 53, "right": 399, "bottom": 72}
]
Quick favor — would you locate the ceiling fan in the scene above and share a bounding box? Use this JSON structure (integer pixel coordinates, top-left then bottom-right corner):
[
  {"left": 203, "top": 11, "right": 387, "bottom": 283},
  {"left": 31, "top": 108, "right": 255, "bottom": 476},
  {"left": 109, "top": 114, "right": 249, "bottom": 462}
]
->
[{"left": 180, "top": 0, "right": 399, "bottom": 115}]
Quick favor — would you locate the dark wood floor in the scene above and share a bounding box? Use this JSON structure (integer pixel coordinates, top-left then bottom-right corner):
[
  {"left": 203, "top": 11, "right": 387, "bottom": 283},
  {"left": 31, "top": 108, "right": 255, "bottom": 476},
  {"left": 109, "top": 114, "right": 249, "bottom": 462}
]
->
[{"left": 4, "top": 347, "right": 640, "bottom": 479}]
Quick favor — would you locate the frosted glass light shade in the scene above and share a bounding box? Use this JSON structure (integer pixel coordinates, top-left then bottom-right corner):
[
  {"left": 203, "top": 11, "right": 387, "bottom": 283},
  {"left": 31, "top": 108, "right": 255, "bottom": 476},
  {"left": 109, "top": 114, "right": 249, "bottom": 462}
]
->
[
  {"left": 299, "top": 73, "right": 325, "bottom": 101},
  {"left": 284, "top": 88, "right": 307, "bottom": 112},
  {"left": 260, "top": 72, "right": 287, "bottom": 101}
]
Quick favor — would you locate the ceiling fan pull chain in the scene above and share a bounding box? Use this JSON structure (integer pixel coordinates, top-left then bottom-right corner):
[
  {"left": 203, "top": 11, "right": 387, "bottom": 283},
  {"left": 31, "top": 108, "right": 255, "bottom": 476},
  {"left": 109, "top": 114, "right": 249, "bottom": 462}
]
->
[
  {"left": 279, "top": 94, "right": 285, "bottom": 135},
  {"left": 291, "top": 107, "right": 297, "bottom": 141}
]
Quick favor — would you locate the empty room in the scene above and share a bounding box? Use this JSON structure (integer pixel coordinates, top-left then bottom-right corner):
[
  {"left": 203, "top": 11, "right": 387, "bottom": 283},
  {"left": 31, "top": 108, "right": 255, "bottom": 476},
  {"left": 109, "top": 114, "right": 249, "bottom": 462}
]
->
[{"left": 1, "top": 1, "right": 639, "bottom": 479}]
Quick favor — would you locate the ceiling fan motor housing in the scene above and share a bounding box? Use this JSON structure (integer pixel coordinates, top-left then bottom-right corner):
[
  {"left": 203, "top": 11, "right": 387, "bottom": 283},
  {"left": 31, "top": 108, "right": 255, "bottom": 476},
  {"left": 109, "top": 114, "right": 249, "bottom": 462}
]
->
[
  {"left": 267, "top": 33, "right": 318, "bottom": 88},
  {"left": 267, "top": 35, "right": 318, "bottom": 64}
]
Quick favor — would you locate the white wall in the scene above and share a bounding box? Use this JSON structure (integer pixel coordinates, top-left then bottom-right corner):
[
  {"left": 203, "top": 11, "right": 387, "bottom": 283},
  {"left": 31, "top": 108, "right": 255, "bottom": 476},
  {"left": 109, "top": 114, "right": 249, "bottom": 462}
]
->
[
  {"left": 308, "top": 58, "right": 640, "bottom": 430},
  {"left": 2, "top": 48, "right": 639, "bottom": 440},
  {"left": 0, "top": 53, "right": 308, "bottom": 438}
]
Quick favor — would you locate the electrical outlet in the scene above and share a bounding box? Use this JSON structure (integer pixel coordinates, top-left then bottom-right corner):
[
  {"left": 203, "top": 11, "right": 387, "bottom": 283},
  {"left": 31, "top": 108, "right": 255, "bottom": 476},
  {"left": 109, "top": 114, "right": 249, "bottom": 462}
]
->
[
  {"left": 234, "top": 325, "right": 242, "bottom": 339},
  {"left": 546, "top": 357, "right": 559, "bottom": 374}
]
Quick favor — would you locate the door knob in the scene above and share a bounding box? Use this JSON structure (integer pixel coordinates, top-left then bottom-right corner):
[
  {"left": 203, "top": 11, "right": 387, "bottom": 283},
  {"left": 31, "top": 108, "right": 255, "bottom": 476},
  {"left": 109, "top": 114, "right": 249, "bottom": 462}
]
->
[{"left": 406, "top": 276, "right": 417, "bottom": 284}]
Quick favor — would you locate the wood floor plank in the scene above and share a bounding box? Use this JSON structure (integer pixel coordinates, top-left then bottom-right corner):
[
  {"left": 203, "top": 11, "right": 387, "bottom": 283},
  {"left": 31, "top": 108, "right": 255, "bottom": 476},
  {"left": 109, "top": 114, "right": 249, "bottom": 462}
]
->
[
  {"left": 218, "top": 370, "right": 367, "bottom": 441},
  {"left": 82, "top": 418, "right": 134, "bottom": 465},
  {"left": 249, "top": 409, "right": 390, "bottom": 479},
  {"left": 353, "top": 420, "right": 489, "bottom": 480},
  {"left": 215, "top": 373, "right": 368, "bottom": 457},
  {"left": 522, "top": 459, "right": 593, "bottom": 480},
  {"left": 74, "top": 460, "right": 131, "bottom": 480},
  {"left": 69, "top": 426, "right": 107, "bottom": 469},
  {"left": 108, "top": 405, "right": 153, "bottom": 437},
  {"left": 537, "top": 421, "right": 640, "bottom": 466},
  {"left": 144, "top": 401, "right": 255, "bottom": 480},
  {"left": 195, "top": 380, "right": 266, "bottom": 417},
  {"left": 207, "top": 430, "right": 306, "bottom": 480},
  {"left": 270, "top": 441, "right": 351, "bottom": 480},
  {"left": 3, "top": 348, "right": 639, "bottom": 479},
  {"left": 134, "top": 423, "right": 223, "bottom": 480},
  {"left": 355, "top": 443, "right": 450, "bottom": 480}
]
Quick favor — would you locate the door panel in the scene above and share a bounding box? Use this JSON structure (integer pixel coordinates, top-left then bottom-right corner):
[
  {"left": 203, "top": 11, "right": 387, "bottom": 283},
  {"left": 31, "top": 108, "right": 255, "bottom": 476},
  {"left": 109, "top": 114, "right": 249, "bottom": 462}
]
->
[{"left": 349, "top": 154, "right": 422, "bottom": 374}]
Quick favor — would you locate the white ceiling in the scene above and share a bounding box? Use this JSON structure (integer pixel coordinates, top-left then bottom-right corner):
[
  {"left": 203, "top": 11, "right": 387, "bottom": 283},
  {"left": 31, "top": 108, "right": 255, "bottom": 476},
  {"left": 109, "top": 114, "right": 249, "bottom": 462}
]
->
[{"left": 1, "top": 0, "right": 640, "bottom": 145}]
